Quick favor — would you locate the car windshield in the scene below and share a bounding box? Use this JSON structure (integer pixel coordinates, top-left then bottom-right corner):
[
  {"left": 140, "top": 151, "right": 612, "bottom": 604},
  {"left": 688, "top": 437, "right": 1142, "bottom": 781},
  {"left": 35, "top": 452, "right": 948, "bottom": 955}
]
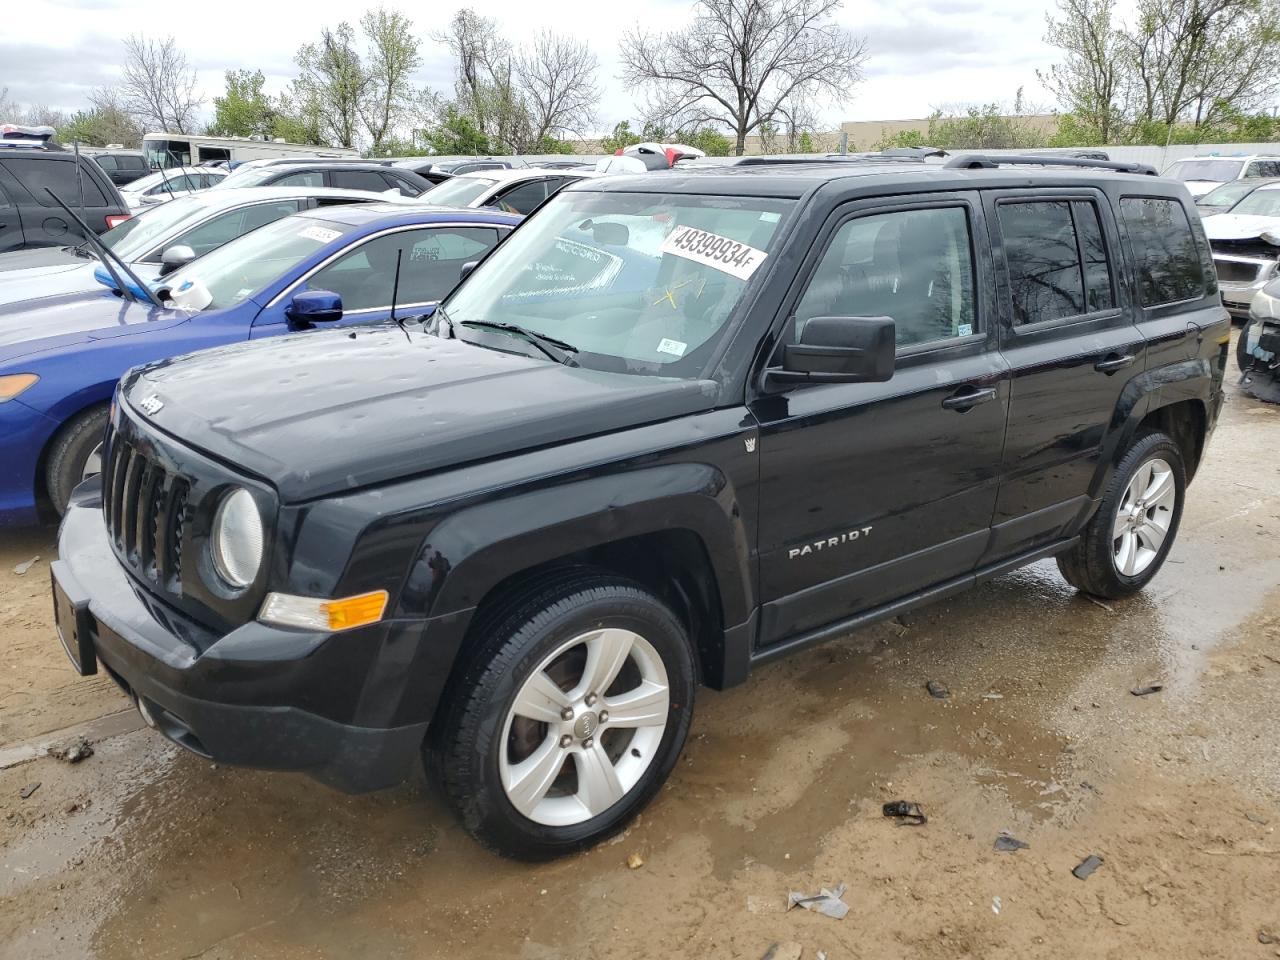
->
[
  {"left": 420, "top": 177, "right": 497, "bottom": 206},
  {"left": 444, "top": 190, "right": 795, "bottom": 376},
  {"left": 162, "top": 215, "right": 355, "bottom": 312},
  {"left": 1198, "top": 179, "right": 1261, "bottom": 208},
  {"left": 98, "top": 195, "right": 219, "bottom": 259},
  {"left": 1166, "top": 159, "right": 1243, "bottom": 182},
  {"left": 1224, "top": 188, "right": 1280, "bottom": 218},
  {"left": 212, "top": 166, "right": 277, "bottom": 189}
]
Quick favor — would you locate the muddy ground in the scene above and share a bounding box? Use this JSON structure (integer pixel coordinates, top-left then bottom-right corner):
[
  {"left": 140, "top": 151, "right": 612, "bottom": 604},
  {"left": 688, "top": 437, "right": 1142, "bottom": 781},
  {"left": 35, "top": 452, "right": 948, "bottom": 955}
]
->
[{"left": 2, "top": 364, "right": 1279, "bottom": 960}]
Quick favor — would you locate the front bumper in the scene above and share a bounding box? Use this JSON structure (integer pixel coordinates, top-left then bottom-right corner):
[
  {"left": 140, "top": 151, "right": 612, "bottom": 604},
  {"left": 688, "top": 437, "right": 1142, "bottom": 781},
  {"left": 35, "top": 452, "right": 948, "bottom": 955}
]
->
[{"left": 51, "top": 495, "right": 428, "bottom": 793}]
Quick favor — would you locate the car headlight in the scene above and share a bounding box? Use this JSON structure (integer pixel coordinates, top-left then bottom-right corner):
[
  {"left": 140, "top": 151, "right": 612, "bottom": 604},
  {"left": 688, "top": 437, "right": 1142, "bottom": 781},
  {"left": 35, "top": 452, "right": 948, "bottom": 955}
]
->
[{"left": 211, "top": 487, "right": 264, "bottom": 588}]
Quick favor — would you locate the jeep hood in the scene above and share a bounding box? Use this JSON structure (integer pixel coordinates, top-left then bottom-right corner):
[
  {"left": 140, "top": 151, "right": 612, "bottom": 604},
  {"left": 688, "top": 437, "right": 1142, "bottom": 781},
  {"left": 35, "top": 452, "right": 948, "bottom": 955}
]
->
[
  {"left": 122, "top": 323, "right": 718, "bottom": 501},
  {"left": 1202, "top": 213, "right": 1280, "bottom": 243}
]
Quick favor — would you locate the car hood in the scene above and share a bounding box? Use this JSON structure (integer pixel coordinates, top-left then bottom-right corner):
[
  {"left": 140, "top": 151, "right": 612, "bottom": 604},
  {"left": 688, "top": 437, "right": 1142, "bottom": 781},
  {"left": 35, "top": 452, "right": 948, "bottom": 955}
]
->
[
  {"left": 1183, "top": 180, "right": 1221, "bottom": 198},
  {"left": 0, "top": 246, "right": 83, "bottom": 274},
  {"left": 0, "top": 260, "right": 162, "bottom": 308},
  {"left": 0, "top": 292, "right": 172, "bottom": 363},
  {"left": 122, "top": 324, "right": 718, "bottom": 502},
  {"left": 1202, "top": 213, "right": 1280, "bottom": 242}
]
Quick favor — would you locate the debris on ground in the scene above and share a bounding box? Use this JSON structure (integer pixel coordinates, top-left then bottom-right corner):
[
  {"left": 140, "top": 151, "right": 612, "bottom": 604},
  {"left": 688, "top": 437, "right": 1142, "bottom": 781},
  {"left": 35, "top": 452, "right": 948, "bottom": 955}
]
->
[
  {"left": 1086, "top": 596, "right": 1114, "bottom": 613},
  {"left": 626, "top": 852, "right": 644, "bottom": 870},
  {"left": 1130, "top": 683, "right": 1164, "bottom": 697},
  {"left": 19, "top": 782, "right": 41, "bottom": 799},
  {"left": 994, "top": 834, "right": 1030, "bottom": 853},
  {"left": 982, "top": 692, "right": 1004, "bottom": 700},
  {"left": 761, "top": 943, "right": 803, "bottom": 960},
  {"left": 1245, "top": 812, "right": 1269, "bottom": 825},
  {"left": 788, "top": 883, "right": 849, "bottom": 920},
  {"left": 1072, "top": 854, "right": 1104, "bottom": 880},
  {"left": 1260, "top": 930, "right": 1277, "bottom": 945},
  {"left": 816, "top": 952, "right": 827, "bottom": 960},
  {"left": 65, "top": 799, "right": 87, "bottom": 814},
  {"left": 882, "top": 801, "right": 927, "bottom": 826},
  {"left": 12, "top": 556, "right": 39, "bottom": 576},
  {"left": 49, "top": 737, "right": 94, "bottom": 764},
  {"left": 925, "top": 680, "right": 951, "bottom": 699},
  {"left": 992, "top": 896, "right": 1002, "bottom": 915}
]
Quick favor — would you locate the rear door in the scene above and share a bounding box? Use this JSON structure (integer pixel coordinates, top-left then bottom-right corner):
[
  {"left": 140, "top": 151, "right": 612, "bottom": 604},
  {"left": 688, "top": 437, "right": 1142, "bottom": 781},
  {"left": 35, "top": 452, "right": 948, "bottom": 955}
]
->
[
  {"left": 0, "top": 156, "right": 116, "bottom": 244},
  {"left": 983, "top": 188, "right": 1145, "bottom": 560},
  {"left": 0, "top": 178, "right": 23, "bottom": 253}
]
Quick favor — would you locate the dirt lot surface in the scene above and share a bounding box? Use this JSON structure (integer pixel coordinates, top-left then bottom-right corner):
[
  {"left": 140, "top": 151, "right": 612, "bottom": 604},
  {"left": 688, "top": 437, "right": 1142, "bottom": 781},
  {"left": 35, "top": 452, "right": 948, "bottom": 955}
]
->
[{"left": 2, "top": 364, "right": 1279, "bottom": 960}]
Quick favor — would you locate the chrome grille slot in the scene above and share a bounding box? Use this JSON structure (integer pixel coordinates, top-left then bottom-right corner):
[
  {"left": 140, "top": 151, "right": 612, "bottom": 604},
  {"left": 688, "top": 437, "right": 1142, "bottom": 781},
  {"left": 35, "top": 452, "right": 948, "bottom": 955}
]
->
[{"left": 120, "top": 448, "right": 145, "bottom": 558}]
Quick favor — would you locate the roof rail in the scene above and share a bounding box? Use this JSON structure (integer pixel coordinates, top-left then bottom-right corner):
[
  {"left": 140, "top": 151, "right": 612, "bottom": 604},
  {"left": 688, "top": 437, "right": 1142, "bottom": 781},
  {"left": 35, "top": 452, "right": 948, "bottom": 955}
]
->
[{"left": 944, "top": 153, "right": 1158, "bottom": 176}]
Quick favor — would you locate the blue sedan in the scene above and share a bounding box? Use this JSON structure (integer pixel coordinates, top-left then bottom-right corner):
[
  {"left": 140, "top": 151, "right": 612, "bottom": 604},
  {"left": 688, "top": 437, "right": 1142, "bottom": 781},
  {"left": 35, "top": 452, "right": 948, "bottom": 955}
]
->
[{"left": 0, "top": 203, "right": 519, "bottom": 524}]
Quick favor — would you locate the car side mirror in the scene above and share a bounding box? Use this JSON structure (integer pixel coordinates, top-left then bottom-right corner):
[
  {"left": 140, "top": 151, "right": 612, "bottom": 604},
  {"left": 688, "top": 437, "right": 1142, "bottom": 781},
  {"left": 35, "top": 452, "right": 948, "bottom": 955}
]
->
[
  {"left": 158, "top": 244, "right": 195, "bottom": 276},
  {"left": 286, "top": 289, "right": 344, "bottom": 327},
  {"left": 771, "top": 316, "right": 896, "bottom": 384},
  {"left": 459, "top": 260, "right": 479, "bottom": 283}
]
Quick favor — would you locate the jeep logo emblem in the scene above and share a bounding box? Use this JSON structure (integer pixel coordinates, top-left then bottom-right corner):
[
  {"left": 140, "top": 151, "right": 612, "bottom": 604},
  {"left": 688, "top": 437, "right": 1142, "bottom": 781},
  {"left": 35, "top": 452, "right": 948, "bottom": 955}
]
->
[{"left": 573, "top": 712, "right": 599, "bottom": 739}]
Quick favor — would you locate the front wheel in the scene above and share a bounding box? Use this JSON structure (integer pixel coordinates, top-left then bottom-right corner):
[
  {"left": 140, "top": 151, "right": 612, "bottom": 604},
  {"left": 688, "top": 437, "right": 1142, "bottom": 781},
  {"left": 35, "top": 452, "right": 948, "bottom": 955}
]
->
[
  {"left": 45, "top": 406, "right": 109, "bottom": 515},
  {"left": 430, "top": 572, "right": 695, "bottom": 860},
  {"left": 1057, "top": 431, "right": 1185, "bottom": 599}
]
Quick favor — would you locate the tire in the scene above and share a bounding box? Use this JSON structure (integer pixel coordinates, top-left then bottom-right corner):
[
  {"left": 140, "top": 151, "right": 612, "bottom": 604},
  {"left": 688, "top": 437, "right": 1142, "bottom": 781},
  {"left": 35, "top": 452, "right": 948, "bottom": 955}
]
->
[
  {"left": 430, "top": 570, "right": 695, "bottom": 860},
  {"left": 1237, "top": 319, "right": 1255, "bottom": 375},
  {"left": 1057, "top": 431, "right": 1185, "bottom": 600},
  {"left": 45, "top": 406, "right": 109, "bottom": 515}
]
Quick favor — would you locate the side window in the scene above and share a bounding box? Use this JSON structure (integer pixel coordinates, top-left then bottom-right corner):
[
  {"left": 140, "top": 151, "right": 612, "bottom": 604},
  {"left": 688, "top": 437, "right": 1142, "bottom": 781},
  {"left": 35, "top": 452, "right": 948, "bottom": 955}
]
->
[
  {"left": 1119, "top": 197, "right": 1205, "bottom": 306},
  {"left": 1245, "top": 163, "right": 1262, "bottom": 178},
  {"left": 331, "top": 169, "right": 392, "bottom": 193},
  {"left": 999, "top": 199, "right": 1114, "bottom": 325},
  {"left": 491, "top": 180, "right": 548, "bottom": 214},
  {"left": 794, "top": 206, "right": 976, "bottom": 349},
  {"left": 122, "top": 156, "right": 148, "bottom": 172},
  {"left": 274, "top": 170, "right": 324, "bottom": 188},
  {"left": 174, "top": 201, "right": 301, "bottom": 257},
  {"left": 95, "top": 155, "right": 118, "bottom": 171},
  {"left": 307, "top": 227, "right": 500, "bottom": 310},
  {"left": 0, "top": 159, "right": 109, "bottom": 206},
  {"left": 381, "top": 172, "right": 420, "bottom": 197}
]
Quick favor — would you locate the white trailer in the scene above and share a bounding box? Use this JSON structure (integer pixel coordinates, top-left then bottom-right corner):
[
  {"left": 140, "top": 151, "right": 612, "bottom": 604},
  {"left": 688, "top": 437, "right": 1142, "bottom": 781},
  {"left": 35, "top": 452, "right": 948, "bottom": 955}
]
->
[{"left": 142, "top": 133, "right": 359, "bottom": 168}]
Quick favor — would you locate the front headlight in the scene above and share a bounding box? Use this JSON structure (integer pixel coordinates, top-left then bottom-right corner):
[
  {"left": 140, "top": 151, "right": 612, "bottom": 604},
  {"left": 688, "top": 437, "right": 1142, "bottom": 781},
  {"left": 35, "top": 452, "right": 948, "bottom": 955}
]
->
[
  {"left": 211, "top": 487, "right": 264, "bottom": 588},
  {"left": 1251, "top": 286, "right": 1280, "bottom": 321}
]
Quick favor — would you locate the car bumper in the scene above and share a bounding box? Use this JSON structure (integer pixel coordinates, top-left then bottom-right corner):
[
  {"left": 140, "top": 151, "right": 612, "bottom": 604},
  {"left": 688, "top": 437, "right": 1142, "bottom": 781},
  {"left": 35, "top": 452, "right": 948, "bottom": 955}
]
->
[{"left": 51, "top": 494, "right": 428, "bottom": 793}]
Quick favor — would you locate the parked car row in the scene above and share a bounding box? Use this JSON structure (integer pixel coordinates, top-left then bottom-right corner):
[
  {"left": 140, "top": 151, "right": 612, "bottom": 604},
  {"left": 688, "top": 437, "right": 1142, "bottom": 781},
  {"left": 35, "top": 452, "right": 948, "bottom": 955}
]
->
[{"left": 0, "top": 149, "right": 1228, "bottom": 866}]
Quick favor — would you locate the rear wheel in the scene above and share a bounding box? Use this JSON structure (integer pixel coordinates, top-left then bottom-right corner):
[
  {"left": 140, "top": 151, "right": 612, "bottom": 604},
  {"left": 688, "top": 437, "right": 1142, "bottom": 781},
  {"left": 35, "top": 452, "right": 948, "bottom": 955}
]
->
[
  {"left": 1057, "top": 431, "right": 1185, "bottom": 599},
  {"left": 430, "top": 572, "right": 695, "bottom": 860},
  {"left": 45, "top": 406, "right": 109, "bottom": 515}
]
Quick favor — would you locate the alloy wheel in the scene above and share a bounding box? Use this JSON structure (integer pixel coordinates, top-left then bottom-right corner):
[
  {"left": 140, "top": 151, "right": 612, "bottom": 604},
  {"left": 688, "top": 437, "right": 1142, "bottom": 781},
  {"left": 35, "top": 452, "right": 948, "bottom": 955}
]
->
[{"left": 1113, "top": 457, "right": 1175, "bottom": 577}]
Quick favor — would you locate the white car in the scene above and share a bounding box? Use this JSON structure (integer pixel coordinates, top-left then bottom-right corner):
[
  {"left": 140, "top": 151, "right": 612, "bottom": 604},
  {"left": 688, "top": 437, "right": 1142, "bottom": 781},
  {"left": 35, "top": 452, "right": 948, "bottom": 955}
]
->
[
  {"left": 417, "top": 168, "right": 598, "bottom": 214},
  {"left": 120, "top": 166, "right": 228, "bottom": 210},
  {"left": 1162, "top": 155, "right": 1280, "bottom": 199},
  {"left": 1202, "top": 181, "right": 1280, "bottom": 318}
]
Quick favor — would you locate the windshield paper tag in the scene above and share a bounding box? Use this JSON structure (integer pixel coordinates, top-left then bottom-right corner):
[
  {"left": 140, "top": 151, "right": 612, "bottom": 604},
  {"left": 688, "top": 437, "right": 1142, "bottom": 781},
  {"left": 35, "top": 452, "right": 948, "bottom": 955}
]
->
[
  {"left": 299, "top": 225, "right": 342, "bottom": 244},
  {"left": 659, "top": 226, "right": 767, "bottom": 281},
  {"left": 656, "top": 338, "right": 687, "bottom": 357}
]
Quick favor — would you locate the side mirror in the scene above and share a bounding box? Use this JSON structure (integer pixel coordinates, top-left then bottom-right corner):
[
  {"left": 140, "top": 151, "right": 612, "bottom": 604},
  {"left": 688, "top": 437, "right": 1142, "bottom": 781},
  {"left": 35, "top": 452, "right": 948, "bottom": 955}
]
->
[
  {"left": 286, "top": 289, "right": 344, "bottom": 327},
  {"left": 459, "top": 260, "right": 479, "bottom": 283},
  {"left": 771, "top": 316, "right": 895, "bottom": 384},
  {"left": 158, "top": 244, "right": 195, "bottom": 276}
]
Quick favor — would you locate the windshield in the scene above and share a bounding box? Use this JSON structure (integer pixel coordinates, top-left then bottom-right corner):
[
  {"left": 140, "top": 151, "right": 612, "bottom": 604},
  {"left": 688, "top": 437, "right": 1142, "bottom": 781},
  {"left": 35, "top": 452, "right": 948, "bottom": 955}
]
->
[
  {"left": 212, "top": 166, "right": 276, "bottom": 189},
  {"left": 97, "top": 195, "right": 217, "bottom": 258},
  {"left": 1198, "top": 179, "right": 1261, "bottom": 208},
  {"left": 1225, "top": 187, "right": 1280, "bottom": 218},
  {"left": 163, "top": 215, "right": 355, "bottom": 312},
  {"left": 420, "top": 177, "right": 497, "bottom": 206},
  {"left": 444, "top": 190, "right": 795, "bottom": 376},
  {"left": 1166, "top": 159, "right": 1243, "bottom": 182}
]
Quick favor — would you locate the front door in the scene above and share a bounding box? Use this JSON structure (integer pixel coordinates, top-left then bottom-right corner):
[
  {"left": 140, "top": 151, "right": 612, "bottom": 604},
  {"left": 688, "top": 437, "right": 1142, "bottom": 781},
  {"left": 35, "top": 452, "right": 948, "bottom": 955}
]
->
[
  {"left": 751, "top": 194, "right": 1010, "bottom": 648},
  {"left": 981, "top": 189, "right": 1146, "bottom": 559}
]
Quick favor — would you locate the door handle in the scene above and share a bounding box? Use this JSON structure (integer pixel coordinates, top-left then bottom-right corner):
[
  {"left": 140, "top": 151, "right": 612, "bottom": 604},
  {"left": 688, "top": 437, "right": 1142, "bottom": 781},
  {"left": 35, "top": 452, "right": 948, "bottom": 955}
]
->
[
  {"left": 941, "top": 386, "right": 998, "bottom": 411},
  {"left": 1094, "top": 353, "right": 1136, "bottom": 373}
]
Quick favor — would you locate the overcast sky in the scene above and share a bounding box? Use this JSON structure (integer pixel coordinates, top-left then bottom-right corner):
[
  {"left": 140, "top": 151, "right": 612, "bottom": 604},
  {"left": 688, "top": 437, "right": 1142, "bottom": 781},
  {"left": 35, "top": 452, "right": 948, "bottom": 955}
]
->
[{"left": 2, "top": 0, "right": 1062, "bottom": 131}]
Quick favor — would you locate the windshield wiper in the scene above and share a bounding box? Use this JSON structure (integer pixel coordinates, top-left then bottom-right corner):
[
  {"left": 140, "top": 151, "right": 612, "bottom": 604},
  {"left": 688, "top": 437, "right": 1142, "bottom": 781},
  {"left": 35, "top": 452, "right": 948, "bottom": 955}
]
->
[{"left": 459, "top": 320, "right": 579, "bottom": 366}]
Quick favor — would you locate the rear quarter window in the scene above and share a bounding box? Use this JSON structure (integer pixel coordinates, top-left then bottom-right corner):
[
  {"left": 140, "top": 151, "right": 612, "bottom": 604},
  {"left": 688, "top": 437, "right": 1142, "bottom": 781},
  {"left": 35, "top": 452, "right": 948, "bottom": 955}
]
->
[{"left": 1119, "top": 197, "right": 1206, "bottom": 306}]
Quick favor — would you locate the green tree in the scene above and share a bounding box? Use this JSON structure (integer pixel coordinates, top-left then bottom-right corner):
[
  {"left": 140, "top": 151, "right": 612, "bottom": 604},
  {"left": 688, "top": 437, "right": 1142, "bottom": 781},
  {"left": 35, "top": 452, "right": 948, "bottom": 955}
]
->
[
  {"left": 358, "top": 8, "right": 422, "bottom": 151},
  {"left": 796, "top": 131, "right": 816, "bottom": 153},
  {"left": 685, "top": 127, "right": 731, "bottom": 156},
  {"left": 600, "top": 120, "right": 642, "bottom": 153},
  {"left": 871, "top": 128, "right": 928, "bottom": 150},
  {"left": 209, "top": 69, "right": 275, "bottom": 137},
  {"left": 424, "top": 105, "right": 491, "bottom": 155}
]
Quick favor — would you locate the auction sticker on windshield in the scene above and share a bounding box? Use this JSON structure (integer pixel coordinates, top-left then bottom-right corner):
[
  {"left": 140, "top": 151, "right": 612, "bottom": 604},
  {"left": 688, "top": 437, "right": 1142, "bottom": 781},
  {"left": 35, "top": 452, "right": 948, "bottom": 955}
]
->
[
  {"left": 659, "top": 226, "right": 768, "bottom": 281},
  {"left": 299, "top": 225, "right": 342, "bottom": 244}
]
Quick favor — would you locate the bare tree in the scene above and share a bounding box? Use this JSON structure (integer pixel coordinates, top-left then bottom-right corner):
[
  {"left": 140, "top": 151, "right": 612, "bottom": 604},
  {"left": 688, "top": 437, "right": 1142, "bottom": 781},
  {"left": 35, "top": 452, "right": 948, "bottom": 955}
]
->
[
  {"left": 620, "top": 0, "right": 867, "bottom": 155},
  {"left": 1039, "top": 0, "right": 1127, "bottom": 142},
  {"left": 295, "top": 24, "right": 366, "bottom": 148},
  {"left": 358, "top": 8, "right": 423, "bottom": 151},
  {"left": 515, "top": 31, "right": 600, "bottom": 144},
  {"left": 119, "top": 35, "right": 202, "bottom": 133},
  {"left": 433, "top": 10, "right": 513, "bottom": 140}
]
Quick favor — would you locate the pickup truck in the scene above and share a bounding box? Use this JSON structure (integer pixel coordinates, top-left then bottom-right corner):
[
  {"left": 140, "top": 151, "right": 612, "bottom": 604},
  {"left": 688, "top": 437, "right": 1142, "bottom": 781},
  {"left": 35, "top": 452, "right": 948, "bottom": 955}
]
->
[{"left": 52, "top": 155, "right": 1230, "bottom": 860}]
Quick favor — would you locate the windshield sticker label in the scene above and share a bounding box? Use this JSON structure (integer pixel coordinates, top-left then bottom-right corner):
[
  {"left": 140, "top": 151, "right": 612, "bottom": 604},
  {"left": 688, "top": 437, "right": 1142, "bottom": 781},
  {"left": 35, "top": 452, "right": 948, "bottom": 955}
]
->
[
  {"left": 299, "top": 225, "right": 342, "bottom": 244},
  {"left": 656, "top": 338, "right": 687, "bottom": 357},
  {"left": 659, "top": 226, "right": 767, "bottom": 280},
  {"left": 957, "top": 322, "right": 973, "bottom": 337}
]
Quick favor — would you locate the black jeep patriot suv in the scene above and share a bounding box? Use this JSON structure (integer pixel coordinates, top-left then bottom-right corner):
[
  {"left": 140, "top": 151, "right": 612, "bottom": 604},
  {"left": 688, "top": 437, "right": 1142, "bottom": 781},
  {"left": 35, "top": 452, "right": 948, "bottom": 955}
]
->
[{"left": 52, "top": 155, "right": 1229, "bottom": 859}]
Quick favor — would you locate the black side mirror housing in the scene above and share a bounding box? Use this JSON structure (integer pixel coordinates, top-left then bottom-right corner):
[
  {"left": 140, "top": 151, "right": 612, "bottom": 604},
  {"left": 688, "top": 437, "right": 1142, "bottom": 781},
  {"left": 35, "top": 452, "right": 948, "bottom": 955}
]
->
[
  {"left": 771, "top": 316, "right": 895, "bottom": 384},
  {"left": 158, "top": 244, "right": 195, "bottom": 276},
  {"left": 459, "top": 260, "right": 479, "bottom": 283},
  {"left": 286, "top": 289, "right": 344, "bottom": 327}
]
